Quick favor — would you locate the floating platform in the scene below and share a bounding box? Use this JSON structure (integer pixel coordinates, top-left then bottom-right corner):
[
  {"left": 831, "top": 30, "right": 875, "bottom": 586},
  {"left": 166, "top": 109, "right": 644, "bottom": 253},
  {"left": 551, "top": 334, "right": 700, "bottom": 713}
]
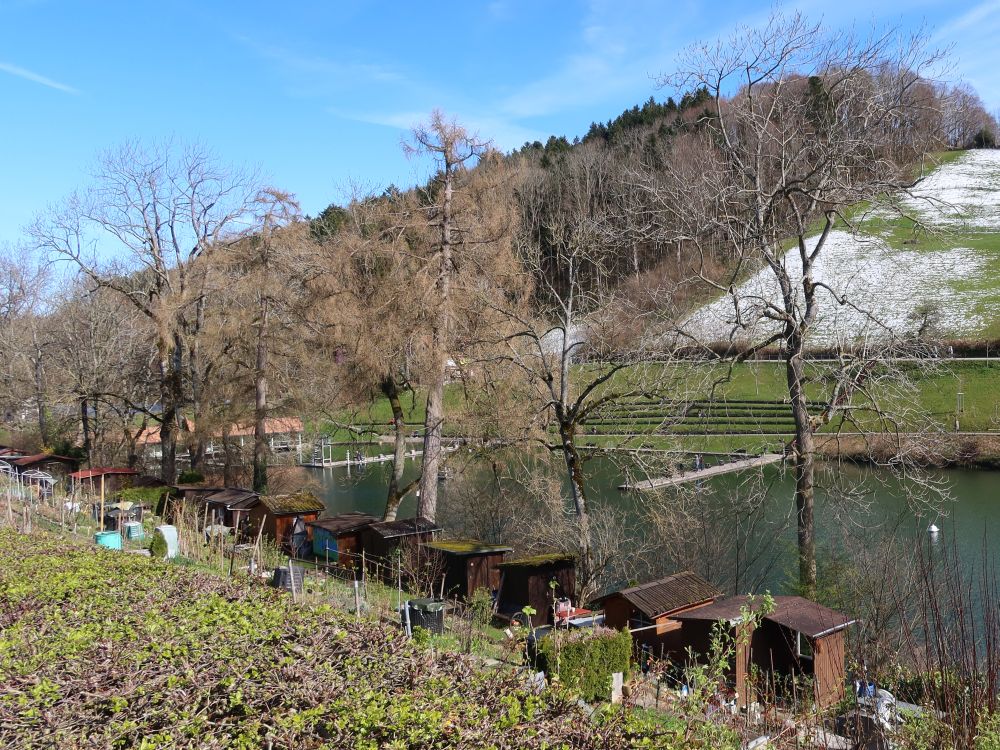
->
[{"left": 618, "top": 453, "right": 784, "bottom": 491}]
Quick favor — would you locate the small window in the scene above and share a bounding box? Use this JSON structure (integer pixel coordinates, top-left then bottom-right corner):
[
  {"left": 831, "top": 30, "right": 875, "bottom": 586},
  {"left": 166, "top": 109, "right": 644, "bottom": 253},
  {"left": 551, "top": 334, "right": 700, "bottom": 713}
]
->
[
  {"left": 629, "top": 613, "right": 655, "bottom": 630},
  {"left": 797, "top": 632, "right": 814, "bottom": 661}
]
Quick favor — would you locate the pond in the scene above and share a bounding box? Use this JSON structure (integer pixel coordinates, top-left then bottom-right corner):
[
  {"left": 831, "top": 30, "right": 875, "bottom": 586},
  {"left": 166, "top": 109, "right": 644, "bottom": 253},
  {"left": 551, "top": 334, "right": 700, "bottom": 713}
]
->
[{"left": 292, "top": 454, "right": 1000, "bottom": 597}]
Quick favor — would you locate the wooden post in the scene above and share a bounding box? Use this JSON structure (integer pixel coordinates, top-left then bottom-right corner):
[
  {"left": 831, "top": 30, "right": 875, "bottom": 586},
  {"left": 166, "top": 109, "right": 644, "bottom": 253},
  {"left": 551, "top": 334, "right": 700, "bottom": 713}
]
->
[{"left": 288, "top": 557, "right": 297, "bottom": 603}]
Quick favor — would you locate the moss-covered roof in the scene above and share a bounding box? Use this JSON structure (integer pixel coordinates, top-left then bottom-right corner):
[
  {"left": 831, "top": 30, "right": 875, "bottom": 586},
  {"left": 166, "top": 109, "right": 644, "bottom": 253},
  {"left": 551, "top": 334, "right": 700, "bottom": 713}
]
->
[
  {"left": 259, "top": 491, "right": 325, "bottom": 515},
  {"left": 424, "top": 539, "right": 513, "bottom": 556},
  {"left": 498, "top": 552, "right": 575, "bottom": 569}
]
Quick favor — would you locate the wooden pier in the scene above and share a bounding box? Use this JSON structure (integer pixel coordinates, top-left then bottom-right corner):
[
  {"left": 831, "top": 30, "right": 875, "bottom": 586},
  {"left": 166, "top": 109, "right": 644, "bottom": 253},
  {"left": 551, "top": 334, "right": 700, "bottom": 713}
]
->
[{"left": 618, "top": 453, "right": 784, "bottom": 491}]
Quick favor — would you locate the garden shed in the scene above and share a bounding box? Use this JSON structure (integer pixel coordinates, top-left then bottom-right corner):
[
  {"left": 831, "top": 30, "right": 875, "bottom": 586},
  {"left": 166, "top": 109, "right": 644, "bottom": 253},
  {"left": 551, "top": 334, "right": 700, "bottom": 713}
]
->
[
  {"left": 70, "top": 467, "right": 138, "bottom": 495},
  {"left": 670, "top": 595, "right": 855, "bottom": 709},
  {"left": 307, "top": 512, "right": 378, "bottom": 567},
  {"left": 496, "top": 553, "right": 576, "bottom": 626},
  {"left": 423, "top": 539, "right": 513, "bottom": 600},
  {"left": 359, "top": 516, "right": 443, "bottom": 566},
  {"left": 12, "top": 453, "right": 79, "bottom": 483},
  {"left": 597, "top": 571, "right": 721, "bottom": 657},
  {"left": 203, "top": 488, "right": 260, "bottom": 533},
  {"left": 248, "top": 491, "right": 325, "bottom": 557}
]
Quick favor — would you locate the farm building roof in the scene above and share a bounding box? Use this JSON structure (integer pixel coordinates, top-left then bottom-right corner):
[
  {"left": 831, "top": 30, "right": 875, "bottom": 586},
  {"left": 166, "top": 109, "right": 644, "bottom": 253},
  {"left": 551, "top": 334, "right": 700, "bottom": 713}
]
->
[
  {"left": 70, "top": 467, "right": 139, "bottom": 480},
  {"left": 308, "top": 512, "right": 378, "bottom": 535},
  {"left": 424, "top": 539, "right": 514, "bottom": 556},
  {"left": 259, "top": 492, "right": 325, "bottom": 516},
  {"left": 498, "top": 552, "right": 575, "bottom": 569},
  {"left": 223, "top": 417, "right": 303, "bottom": 438},
  {"left": 670, "top": 595, "right": 855, "bottom": 639},
  {"left": 204, "top": 488, "right": 260, "bottom": 507},
  {"left": 597, "top": 571, "right": 721, "bottom": 619},
  {"left": 365, "top": 516, "right": 442, "bottom": 539}
]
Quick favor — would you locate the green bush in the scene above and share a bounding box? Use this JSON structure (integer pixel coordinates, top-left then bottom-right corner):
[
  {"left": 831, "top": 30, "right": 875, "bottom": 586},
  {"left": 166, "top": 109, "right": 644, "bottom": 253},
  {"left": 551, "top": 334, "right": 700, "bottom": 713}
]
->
[
  {"left": 535, "top": 627, "right": 632, "bottom": 703},
  {"left": 116, "top": 486, "right": 168, "bottom": 505},
  {"left": 177, "top": 469, "right": 204, "bottom": 484},
  {"left": 148, "top": 530, "right": 168, "bottom": 559}
]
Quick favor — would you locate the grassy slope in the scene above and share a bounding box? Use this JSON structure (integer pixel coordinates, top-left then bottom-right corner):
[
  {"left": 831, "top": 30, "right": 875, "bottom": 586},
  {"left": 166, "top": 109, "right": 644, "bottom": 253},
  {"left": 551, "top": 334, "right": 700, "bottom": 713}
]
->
[{"left": 0, "top": 530, "right": 665, "bottom": 750}]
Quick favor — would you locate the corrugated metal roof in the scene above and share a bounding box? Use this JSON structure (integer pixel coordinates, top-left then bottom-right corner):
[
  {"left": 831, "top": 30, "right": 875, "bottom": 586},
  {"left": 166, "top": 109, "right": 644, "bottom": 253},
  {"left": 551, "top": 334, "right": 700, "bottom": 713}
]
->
[
  {"left": 70, "top": 467, "right": 139, "bottom": 480},
  {"left": 12, "top": 453, "right": 78, "bottom": 467},
  {"left": 205, "top": 488, "right": 259, "bottom": 506},
  {"left": 601, "top": 571, "right": 721, "bottom": 619},
  {"left": 308, "top": 512, "right": 378, "bottom": 535},
  {"left": 670, "top": 595, "right": 855, "bottom": 639},
  {"left": 259, "top": 492, "right": 325, "bottom": 515},
  {"left": 764, "top": 596, "right": 856, "bottom": 639},
  {"left": 366, "top": 516, "right": 441, "bottom": 539}
]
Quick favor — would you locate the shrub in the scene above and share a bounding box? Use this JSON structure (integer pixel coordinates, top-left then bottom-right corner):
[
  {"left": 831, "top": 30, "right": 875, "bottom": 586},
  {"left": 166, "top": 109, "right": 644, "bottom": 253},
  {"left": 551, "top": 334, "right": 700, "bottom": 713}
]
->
[
  {"left": 535, "top": 627, "right": 632, "bottom": 703},
  {"left": 148, "top": 529, "right": 168, "bottom": 559},
  {"left": 116, "top": 486, "right": 168, "bottom": 506},
  {"left": 177, "top": 469, "right": 204, "bottom": 484}
]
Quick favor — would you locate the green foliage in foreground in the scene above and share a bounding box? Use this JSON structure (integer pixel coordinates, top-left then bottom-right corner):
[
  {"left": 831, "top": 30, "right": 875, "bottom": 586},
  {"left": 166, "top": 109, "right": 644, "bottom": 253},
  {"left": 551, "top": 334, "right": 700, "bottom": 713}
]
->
[
  {"left": 536, "top": 627, "right": 632, "bottom": 703},
  {"left": 0, "top": 530, "right": 681, "bottom": 749}
]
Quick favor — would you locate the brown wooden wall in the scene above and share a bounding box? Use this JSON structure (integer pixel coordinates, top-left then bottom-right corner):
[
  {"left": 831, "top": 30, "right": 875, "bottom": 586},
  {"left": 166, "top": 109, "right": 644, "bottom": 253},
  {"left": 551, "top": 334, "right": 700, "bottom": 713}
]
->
[
  {"left": 438, "top": 551, "right": 506, "bottom": 600},
  {"left": 812, "top": 632, "right": 846, "bottom": 709},
  {"left": 497, "top": 563, "right": 576, "bottom": 625}
]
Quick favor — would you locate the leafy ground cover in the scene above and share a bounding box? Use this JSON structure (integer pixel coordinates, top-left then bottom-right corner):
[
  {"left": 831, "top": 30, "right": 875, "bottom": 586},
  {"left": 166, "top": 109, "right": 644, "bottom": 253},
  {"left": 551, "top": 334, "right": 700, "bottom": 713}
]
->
[{"left": 0, "top": 530, "right": 672, "bottom": 749}]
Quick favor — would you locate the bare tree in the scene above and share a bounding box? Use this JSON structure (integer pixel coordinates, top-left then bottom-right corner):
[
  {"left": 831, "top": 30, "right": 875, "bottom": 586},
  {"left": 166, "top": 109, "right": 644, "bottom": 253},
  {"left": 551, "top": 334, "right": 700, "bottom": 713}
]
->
[
  {"left": 32, "top": 141, "right": 258, "bottom": 482},
  {"left": 648, "top": 12, "right": 946, "bottom": 596},
  {"left": 404, "top": 112, "right": 492, "bottom": 522},
  {"left": 476, "top": 144, "right": 695, "bottom": 600}
]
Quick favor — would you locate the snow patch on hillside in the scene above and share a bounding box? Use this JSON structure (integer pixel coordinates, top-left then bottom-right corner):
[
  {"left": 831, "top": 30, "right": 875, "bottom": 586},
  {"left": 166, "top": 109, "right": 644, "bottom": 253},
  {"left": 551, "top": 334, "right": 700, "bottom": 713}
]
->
[
  {"left": 906, "top": 150, "right": 1000, "bottom": 230},
  {"left": 686, "top": 231, "right": 994, "bottom": 345},
  {"left": 685, "top": 151, "right": 1000, "bottom": 344}
]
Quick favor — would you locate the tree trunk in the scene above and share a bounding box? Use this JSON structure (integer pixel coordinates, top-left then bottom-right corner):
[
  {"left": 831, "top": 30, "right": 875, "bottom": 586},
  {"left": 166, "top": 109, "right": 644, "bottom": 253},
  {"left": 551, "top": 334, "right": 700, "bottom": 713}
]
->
[
  {"left": 559, "top": 419, "right": 593, "bottom": 601},
  {"left": 252, "top": 299, "right": 269, "bottom": 493},
  {"left": 157, "top": 337, "right": 179, "bottom": 484},
  {"left": 79, "top": 395, "right": 92, "bottom": 463},
  {"left": 188, "top": 297, "right": 206, "bottom": 472},
  {"left": 786, "top": 337, "right": 817, "bottom": 598},
  {"left": 417, "top": 158, "right": 455, "bottom": 521},
  {"left": 417, "top": 374, "right": 444, "bottom": 521},
  {"left": 222, "top": 425, "right": 236, "bottom": 487},
  {"left": 382, "top": 375, "right": 409, "bottom": 521},
  {"left": 33, "top": 342, "right": 48, "bottom": 446}
]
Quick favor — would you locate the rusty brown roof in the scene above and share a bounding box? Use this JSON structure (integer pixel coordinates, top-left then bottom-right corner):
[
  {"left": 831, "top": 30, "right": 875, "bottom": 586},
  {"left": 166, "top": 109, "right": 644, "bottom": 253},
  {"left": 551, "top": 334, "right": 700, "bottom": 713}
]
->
[
  {"left": 764, "top": 596, "right": 856, "bottom": 639},
  {"left": 600, "top": 571, "right": 721, "bottom": 619},
  {"left": 670, "top": 595, "right": 855, "bottom": 639},
  {"left": 365, "top": 516, "right": 441, "bottom": 539},
  {"left": 308, "top": 512, "right": 378, "bottom": 535}
]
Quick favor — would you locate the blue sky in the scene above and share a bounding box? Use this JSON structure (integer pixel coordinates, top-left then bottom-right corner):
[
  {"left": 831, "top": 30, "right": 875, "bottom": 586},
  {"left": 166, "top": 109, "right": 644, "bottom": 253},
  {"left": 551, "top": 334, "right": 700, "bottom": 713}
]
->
[{"left": 2, "top": 0, "right": 999, "bottom": 246}]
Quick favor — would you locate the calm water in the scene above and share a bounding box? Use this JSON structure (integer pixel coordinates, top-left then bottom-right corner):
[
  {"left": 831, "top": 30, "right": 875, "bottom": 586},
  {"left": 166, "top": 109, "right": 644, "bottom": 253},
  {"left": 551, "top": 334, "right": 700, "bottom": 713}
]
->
[{"left": 290, "top": 455, "right": 1000, "bottom": 595}]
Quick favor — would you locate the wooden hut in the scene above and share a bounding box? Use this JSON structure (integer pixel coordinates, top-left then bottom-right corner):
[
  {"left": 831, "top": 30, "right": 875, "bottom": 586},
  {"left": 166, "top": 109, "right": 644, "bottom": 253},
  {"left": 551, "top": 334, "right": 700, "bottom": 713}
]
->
[
  {"left": 423, "top": 540, "right": 513, "bottom": 600},
  {"left": 70, "top": 467, "right": 139, "bottom": 495},
  {"left": 307, "top": 512, "right": 378, "bottom": 567},
  {"left": 247, "top": 491, "right": 325, "bottom": 557},
  {"left": 496, "top": 553, "right": 576, "bottom": 626},
  {"left": 11, "top": 453, "right": 80, "bottom": 483},
  {"left": 597, "top": 571, "right": 721, "bottom": 657},
  {"left": 358, "top": 517, "right": 443, "bottom": 565},
  {"left": 203, "top": 488, "right": 260, "bottom": 536},
  {"left": 670, "top": 595, "right": 855, "bottom": 709}
]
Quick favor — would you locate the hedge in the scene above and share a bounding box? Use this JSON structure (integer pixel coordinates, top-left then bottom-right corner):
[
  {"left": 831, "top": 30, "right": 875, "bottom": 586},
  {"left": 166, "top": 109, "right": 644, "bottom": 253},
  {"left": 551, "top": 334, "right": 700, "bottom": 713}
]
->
[{"left": 535, "top": 626, "right": 632, "bottom": 703}]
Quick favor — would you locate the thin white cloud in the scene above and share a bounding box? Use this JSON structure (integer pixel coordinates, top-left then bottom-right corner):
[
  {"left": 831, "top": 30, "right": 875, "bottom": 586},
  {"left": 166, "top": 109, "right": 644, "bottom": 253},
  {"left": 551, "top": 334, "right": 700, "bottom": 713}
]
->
[{"left": 0, "top": 61, "right": 78, "bottom": 94}]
